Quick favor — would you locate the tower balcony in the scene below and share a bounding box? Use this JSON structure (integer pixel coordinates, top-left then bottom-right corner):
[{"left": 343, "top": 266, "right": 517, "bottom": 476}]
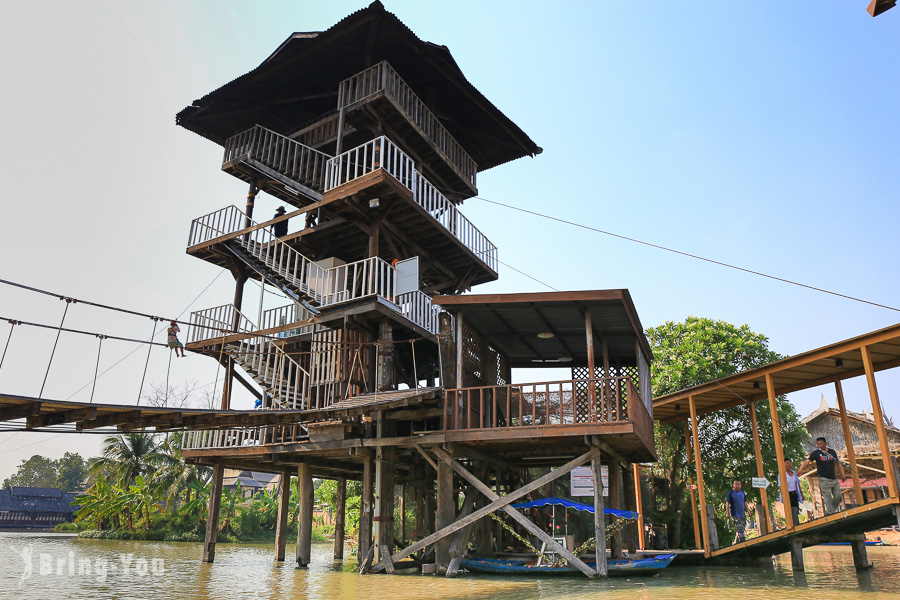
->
[{"left": 337, "top": 61, "right": 478, "bottom": 198}]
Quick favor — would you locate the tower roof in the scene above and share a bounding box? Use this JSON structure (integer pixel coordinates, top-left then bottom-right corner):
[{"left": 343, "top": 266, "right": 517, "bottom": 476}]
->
[{"left": 176, "top": 1, "right": 541, "bottom": 171}]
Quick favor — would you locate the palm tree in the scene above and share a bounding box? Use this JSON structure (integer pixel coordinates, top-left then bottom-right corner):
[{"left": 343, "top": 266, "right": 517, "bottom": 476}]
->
[
  {"left": 153, "top": 432, "right": 212, "bottom": 513},
  {"left": 90, "top": 433, "right": 165, "bottom": 487}
]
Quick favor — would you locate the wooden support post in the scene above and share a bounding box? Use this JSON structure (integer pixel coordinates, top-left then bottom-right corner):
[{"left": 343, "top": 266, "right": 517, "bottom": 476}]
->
[
  {"left": 374, "top": 448, "right": 395, "bottom": 563},
  {"left": 376, "top": 320, "right": 393, "bottom": 391},
  {"left": 790, "top": 537, "right": 804, "bottom": 571},
  {"left": 749, "top": 401, "right": 774, "bottom": 533},
  {"left": 358, "top": 450, "right": 375, "bottom": 565},
  {"left": 333, "top": 477, "right": 346, "bottom": 559},
  {"left": 632, "top": 463, "right": 645, "bottom": 550},
  {"left": 202, "top": 463, "right": 224, "bottom": 563},
  {"left": 766, "top": 373, "right": 794, "bottom": 529},
  {"left": 850, "top": 535, "right": 871, "bottom": 569},
  {"left": 414, "top": 485, "right": 424, "bottom": 540},
  {"left": 861, "top": 345, "right": 899, "bottom": 499},
  {"left": 335, "top": 106, "right": 347, "bottom": 155},
  {"left": 755, "top": 505, "right": 769, "bottom": 536},
  {"left": 399, "top": 483, "right": 406, "bottom": 544},
  {"left": 683, "top": 422, "right": 702, "bottom": 549},
  {"left": 274, "top": 472, "right": 291, "bottom": 562},
  {"left": 585, "top": 308, "right": 597, "bottom": 417},
  {"left": 689, "top": 398, "right": 712, "bottom": 555},
  {"left": 435, "top": 453, "right": 455, "bottom": 572},
  {"left": 592, "top": 453, "right": 608, "bottom": 578},
  {"left": 834, "top": 378, "right": 864, "bottom": 506},
  {"left": 446, "top": 463, "right": 487, "bottom": 577},
  {"left": 296, "top": 462, "right": 314, "bottom": 568},
  {"left": 438, "top": 312, "right": 456, "bottom": 389},
  {"left": 608, "top": 458, "right": 623, "bottom": 558},
  {"left": 369, "top": 448, "right": 601, "bottom": 574}
]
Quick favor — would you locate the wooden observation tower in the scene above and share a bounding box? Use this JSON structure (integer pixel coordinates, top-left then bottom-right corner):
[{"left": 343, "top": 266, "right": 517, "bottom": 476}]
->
[{"left": 176, "top": 2, "right": 656, "bottom": 577}]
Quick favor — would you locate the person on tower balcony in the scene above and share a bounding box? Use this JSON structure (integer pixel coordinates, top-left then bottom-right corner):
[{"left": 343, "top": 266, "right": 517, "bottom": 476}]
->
[
  {"left": 800, "top": 437, "right": 846, "bottom": 516},
  {"left": 273, "top": 206, "right": 288, "bottom": 237}
]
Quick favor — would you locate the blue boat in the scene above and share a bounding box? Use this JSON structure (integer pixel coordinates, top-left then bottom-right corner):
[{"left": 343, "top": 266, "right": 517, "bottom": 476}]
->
[{"left": 461, "top": 554, "right": 676, "bottom": 577}]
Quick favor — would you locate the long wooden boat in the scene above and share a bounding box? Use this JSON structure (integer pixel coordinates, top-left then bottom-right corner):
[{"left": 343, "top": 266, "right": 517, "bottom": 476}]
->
[{"left": 461, "top": 554, "right": 676, "bottom": 576}]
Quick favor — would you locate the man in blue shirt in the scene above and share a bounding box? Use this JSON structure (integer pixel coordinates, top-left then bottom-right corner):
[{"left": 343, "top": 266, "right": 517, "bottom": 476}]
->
[{"left": 725, "top": 480, "right": 747, "bottom": 544}]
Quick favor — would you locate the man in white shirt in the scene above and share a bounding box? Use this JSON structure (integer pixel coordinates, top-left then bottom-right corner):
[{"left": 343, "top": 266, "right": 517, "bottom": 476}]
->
[{"left": 781, "top": 458, "right": 805, "bottom": 526}]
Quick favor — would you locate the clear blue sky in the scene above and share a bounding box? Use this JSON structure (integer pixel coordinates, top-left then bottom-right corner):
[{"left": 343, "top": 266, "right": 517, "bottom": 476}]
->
[{"left": 0, "top": 1, "right": 897, "bottom": 480}]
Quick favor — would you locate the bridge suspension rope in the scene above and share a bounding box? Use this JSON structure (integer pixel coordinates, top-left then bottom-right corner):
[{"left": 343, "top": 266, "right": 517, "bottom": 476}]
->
[
  {"left": 135, "top": 319, "right": 160, "bottom": 406},
  {"left": 89, "top": 335, "right": 106, "bottom": 404},
  {"left": 39, "top": 299, "right": 73, "bottom": 398},
  {"left": 0, "top": 320, "right": 20, "bottom": 373}
]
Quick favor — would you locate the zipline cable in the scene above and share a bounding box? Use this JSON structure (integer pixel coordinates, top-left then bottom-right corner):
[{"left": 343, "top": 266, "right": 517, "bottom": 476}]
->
[{"left": 39, "top": 299, "right": 72, "bottom": 398}]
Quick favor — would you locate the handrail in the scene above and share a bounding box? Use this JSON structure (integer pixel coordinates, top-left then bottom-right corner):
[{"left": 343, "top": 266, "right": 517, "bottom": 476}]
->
[
  {"left": 338, "top": 61, "right": 477, "bottom": 187},
  {"left": 443, "top": 377, "right": 637, "bottom": 431},
  {"left": 396, "top": 291, "right": 441, "bottom": 335},
  {"left": 325, "top": 136, "right": 498, "bottom": 272},
  {"left": 189, "top": 304, "right": 257, "bottom": 344},
  {"left": 262, "top": 303, "right": 315, "bottom": 336},
  {"left": 224, "top": 125, "right": 332, "bottom": 194}
]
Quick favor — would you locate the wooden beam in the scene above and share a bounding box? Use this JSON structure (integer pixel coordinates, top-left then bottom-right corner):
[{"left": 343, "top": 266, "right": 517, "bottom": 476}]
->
[
  {"left": 749, "top": 401, "right": 773, "bottom": 533},
  {"left": 861, "top": 345, "right": 899, "bottom": 498},
  {"left": 682, "top": 422, "right": 702, "bottom": 549},
  {"left": 274, "top": 471, "right": 291, "bottom": 562},
  {"left": 78, "top": 409, "right": 142, "bottom": 431},
  {"left": 334, "top": 477, "right": 347, "bottom": 559},
  {"left": 296, "top": 462, "right": 314, "bottom": 567},
  {"left": 592, "top": 453, "right": 608, "bottom": 577},
  {"left": 435, "top": 450, "right": 454, "bottom": 570},
  {"left": 369, "top": 447, "right": 601, "bottom": 573},
  {"left": 26, "top": 406, "right": 96, "bottom": 429},
  {"left": 632, "top": 463, "right": 646, "bottom": 550},
  {"left": 202, "top": 464, "right": 224, "bottom": 563},
  {"left": 766, "top": 373, "right": 794, "bottom": 529},
  {"left": 0, "top": 402, "right": 42, "bottom": 422},
  {"left": 433, "top": 447, "right": 599, "bottom": 579},
  {"left": 358, "top": 449, "right": 374, "bottom": 565},
  {"left": 585, "top": 308, "right": 597, "bottom": 417},
  {"left": 689, "top": 398, "right": 712, "bottom": 556},
  {"left": 834, "top": 378, "right": 864, "bottom": 506}
]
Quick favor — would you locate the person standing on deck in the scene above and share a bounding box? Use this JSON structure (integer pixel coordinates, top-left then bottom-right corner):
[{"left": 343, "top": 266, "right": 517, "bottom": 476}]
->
[
  {"left": 779, "top": 458, "right": 805, "bottom": 526},
  {"left": 799, "top": 437, "right": 846, "bottom": 516},
  {"left": 167, "top": 321, "right": 186, "bottom": 358},
  {"left": 725, "top": 480, "right": 747, "bottom": 544},
  {"left": 273, "top": 206, "right": 288, "bottom": 237}
]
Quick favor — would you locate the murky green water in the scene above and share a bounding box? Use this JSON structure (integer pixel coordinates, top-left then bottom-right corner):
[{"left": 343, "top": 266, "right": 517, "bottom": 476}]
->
[{"left": 2, "top": 532, "right": 899, "bottom": 599}]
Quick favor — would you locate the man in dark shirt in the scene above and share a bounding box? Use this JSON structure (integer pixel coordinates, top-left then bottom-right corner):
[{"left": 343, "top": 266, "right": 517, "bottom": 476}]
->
[
  {"left": 273, "top": 206, "right": 288, "bottom": 237},
  {"left": 800, "top": 436, "right": 846, "bottom": 516},
  {"left": 725, "top": 480, "right": 747, "bottom": 544}
]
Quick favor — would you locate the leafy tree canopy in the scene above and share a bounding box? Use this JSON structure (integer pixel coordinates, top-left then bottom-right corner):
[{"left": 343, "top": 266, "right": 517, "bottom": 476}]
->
[{"left": 3, "top": 455, "right": 59, "bottom": 489}]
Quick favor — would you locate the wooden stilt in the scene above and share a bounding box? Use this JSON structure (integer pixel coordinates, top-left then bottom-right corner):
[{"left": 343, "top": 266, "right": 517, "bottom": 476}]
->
[
  {"left": 376, "top": 320, "right": 393, "bottom": 391},
  {"left": 435, "top": 454, "right": 454, "bottom": 572},
  {"left": 789, "top": 537, "right": 804, "bottom": 571},
  {"left": 860, "top": 346, "right": 899, "bottom": 499},
  {"left": 608, "top": 458, "right": 623, "bottom": 558},
  {"left": 274, "top": 471, "right": 291, "bottom": 562},
  {"left": 399, "top": 483, "right": 406, "bottom": 544},
  {"left": 374, "top": 447, "right": 395, "bottom": 563},
  {"left": 334, "top": 477, "right": 346, "bottom": 559},
  {"left": 766, "top": 374, "right": 794, "bottom": 529},
  {"left": 632, "top": 463, "right": 645, "bottom": 550},
  {"left": 683, "top": 422, "right": 702, "bottom": 549},
  {"left": 749, "top": 401, "right": 774, "bottom": 533},
  {"left": 689, "top": 398, "right": 712, "bottom": 555},
  {"left": 850, "top": 535, "right": 871, "bottom": 569},
  {"left": 296, "top": 462, "right": 313, "bottom": 568},
  {"left": 358, "top": 450, "right": 374, "bottom": 565},
  {"left": 834, "top": 378, "right": 864, "bottom": 506},
  {"left": 445, "top": 463, "right": 487, "bottom": 577},
  {"left": 592, "top": 453, "right": 608, "bottom": 578},
  {"left": 202, "top": 463, "right": 224, "bottom": 563}
]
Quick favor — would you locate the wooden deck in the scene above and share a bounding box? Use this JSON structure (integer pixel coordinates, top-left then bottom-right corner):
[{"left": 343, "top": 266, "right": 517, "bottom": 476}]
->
[{"left": 709, "top": 498, "right": 900, "bottom": 562}]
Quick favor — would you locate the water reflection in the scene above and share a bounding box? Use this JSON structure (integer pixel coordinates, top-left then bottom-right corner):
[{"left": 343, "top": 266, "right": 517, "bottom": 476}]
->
[{"left": 2, "top": 533, "right": 899, "bottom": 600}]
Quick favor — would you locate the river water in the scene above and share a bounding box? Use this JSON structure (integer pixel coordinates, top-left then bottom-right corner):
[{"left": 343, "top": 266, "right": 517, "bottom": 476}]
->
[{"left": 2, "top": 533, "right": 899, "bottom": 600}]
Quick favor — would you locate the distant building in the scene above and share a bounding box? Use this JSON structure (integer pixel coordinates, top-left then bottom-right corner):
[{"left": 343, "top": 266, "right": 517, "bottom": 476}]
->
[
  {"left": 223, "top": 470, "right": 280, "bottom": 498},
  {"left": 800, "top": 397, "right": 900, "bottom": 516},
  {"left": 0, "top": 487, "right": 78, "bottom": 528}
]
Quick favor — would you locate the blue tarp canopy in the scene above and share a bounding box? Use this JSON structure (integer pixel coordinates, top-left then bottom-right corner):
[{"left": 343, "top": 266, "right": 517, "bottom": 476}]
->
[{"left": 510, "top": 497, "right": 639, "bottom": 520}]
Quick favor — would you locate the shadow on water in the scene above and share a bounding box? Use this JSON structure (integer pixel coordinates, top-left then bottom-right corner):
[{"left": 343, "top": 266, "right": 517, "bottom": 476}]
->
[{"left": 2, "top": 533, "right": 900, "bottom": 600}]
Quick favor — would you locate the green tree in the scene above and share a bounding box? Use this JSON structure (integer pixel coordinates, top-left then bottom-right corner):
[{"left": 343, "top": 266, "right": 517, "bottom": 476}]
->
[
  {"left": 3, "top": 455, "right": 58, "bottom": 488},
  {"left": 89, "top": 433, "right": 165, "bottom": 487},
  {"left": 646, "top": 316, "right": 809, "bottom": 548},
  {"left": 56, "top": 452, "right": 88, "bottom": 492}
]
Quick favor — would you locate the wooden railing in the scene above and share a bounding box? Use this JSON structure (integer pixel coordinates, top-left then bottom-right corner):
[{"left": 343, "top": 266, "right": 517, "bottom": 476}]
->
[
  {"left": 227, "top": 335, "right": 310, "bottom": 410},
  {"left": 321, "top": 256, "right": 395, "bottom": 306},
  {"left": 189, "top": 304, "right": 256, "bottom": 344},
  {"left": 396, "top": 291, "right": 441, "bottom": 335},
  {"left": 338, "top": 61, "right": 477, "bottom": 187},
  {"left": 443, "top": 377, "right": 643, "bottom": 431},
  {"left": 261, "top": 303, "right": 316, "bottom": 336},
  {"left": 182, "top": 423, "right": 308, "bottom": 450},
  {"left": 223, "top": 125, "right": 332, "bottom": 194},
  {"left": 325, "top": 136, "right": 498, "bottom": 272}
]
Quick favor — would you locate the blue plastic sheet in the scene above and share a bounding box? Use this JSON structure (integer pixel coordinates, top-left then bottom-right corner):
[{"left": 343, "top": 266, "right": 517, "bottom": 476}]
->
[{"left": 510, "top": 496, "right": 639, "bottom": 519}]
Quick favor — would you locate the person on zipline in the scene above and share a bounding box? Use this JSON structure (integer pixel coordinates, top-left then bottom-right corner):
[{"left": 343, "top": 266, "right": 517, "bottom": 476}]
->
[{"left": 167, "top": 321, "right": 186, "bottom": 357}]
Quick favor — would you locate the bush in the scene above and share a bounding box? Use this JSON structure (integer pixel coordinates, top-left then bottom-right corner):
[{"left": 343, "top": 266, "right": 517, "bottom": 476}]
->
[{"left": 54, "top": 522, "right": 79, "bottom": 532}]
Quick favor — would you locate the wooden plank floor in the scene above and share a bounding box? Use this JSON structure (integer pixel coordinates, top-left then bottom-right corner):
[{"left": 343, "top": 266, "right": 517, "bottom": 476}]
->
[{"left": 709, "top": 497, "right": 900, "bottom": 560}]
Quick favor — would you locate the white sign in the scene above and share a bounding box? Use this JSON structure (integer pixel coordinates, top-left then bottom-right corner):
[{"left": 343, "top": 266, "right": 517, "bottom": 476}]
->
[
  {"left": 570, "top": 466, "right": 608, "bottom": 497},
  {"left": 394, "top": 257, "right": 420, "bottom": 295},
  {"left": 751, "top": 477, "right": 770, "bottom": 489}
]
